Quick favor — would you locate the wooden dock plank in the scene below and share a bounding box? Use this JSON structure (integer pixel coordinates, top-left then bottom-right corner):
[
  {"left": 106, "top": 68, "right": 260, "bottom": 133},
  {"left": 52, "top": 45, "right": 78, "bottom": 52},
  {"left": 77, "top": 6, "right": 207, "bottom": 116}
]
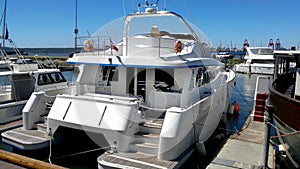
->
[{"left": 99, "top": 152, "right": 179, "bottom": 169}]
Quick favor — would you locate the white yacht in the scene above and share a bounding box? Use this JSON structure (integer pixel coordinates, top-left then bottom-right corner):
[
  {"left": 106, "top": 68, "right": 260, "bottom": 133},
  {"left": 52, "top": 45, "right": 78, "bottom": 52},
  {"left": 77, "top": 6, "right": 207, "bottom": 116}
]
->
[
  {"left": 233, "top": 47, "right": 274, "bottom": 75},
  {"left": 2, "top": 3, "right": 235, "bottom": 167},
  {"left": 0, "top": 60, "right": 69, "bottom": 124}
]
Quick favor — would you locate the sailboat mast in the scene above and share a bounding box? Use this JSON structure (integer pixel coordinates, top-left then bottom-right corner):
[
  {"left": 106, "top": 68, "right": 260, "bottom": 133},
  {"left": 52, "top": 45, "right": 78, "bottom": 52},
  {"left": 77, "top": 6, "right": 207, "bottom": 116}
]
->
[
  {"left": 74, "top": 0, "right": 79, "bottom": 52},
  {"left": 2, "top": 0, "right": 7, "bottom": 48}
]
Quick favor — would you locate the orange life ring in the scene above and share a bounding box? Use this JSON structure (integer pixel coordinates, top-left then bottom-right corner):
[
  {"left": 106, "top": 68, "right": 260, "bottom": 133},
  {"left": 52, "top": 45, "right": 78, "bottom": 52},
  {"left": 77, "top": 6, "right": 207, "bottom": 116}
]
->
[
  {"left": 84, "top": 40, "right": 94, "bottom": 52},
  {"left": 174, "top": 41, "right": 182, "bottom": 53}
]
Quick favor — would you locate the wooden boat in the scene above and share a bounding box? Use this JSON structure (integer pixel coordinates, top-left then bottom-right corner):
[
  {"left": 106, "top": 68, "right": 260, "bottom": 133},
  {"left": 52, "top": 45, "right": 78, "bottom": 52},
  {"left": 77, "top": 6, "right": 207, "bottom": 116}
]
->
[{"left": 269, "top": 50, "right": 300, "bottom": 168}]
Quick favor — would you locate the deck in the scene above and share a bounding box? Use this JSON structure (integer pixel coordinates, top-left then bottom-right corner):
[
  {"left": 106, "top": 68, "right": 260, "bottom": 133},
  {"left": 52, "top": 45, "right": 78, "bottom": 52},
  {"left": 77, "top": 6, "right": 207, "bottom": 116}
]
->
[
  {"left": 0, "top": 120, "right": 23, "bottom": 133},
  {"left": 206, "top": 116, "right": 275, "bottom": 168},
  {"left": 98, "top": 151, "right": 185, "bottom": 169}
]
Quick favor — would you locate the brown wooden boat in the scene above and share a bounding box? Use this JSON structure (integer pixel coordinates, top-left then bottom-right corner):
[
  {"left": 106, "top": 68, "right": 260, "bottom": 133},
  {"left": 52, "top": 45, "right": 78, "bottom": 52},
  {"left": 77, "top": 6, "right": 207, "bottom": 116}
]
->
[{"left": 269, "top": 50, "right": 300, "bottom": 168}]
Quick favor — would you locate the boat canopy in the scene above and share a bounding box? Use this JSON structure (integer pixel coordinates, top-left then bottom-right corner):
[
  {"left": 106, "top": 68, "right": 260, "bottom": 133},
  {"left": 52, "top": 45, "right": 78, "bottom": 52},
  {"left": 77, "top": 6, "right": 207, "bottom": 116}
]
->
[{"left": 92, "top": 11, "right": 212, "bottom": 48}]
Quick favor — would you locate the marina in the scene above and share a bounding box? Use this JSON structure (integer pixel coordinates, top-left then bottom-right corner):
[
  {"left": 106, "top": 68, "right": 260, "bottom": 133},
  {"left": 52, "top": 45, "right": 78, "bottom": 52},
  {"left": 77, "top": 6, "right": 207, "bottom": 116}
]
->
[
  {"left": 0, "top": 0, "right": 300, "bottom": 169},
  {"left": 0, "top": 70, "right": 298, "bottom": 169}
]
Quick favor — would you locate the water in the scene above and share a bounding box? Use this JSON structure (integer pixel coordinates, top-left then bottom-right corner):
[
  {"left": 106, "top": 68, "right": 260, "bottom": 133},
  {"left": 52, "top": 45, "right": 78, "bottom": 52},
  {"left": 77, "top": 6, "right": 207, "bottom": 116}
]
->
[
  {"left": 0, "top": 73, "right": 270, "bottom": 169},
  {"left": 19, "top": 48, "right": 75, "bottom": 57},
  {"left": 182, "top": 73, "right": 269, "bottom": 168}
]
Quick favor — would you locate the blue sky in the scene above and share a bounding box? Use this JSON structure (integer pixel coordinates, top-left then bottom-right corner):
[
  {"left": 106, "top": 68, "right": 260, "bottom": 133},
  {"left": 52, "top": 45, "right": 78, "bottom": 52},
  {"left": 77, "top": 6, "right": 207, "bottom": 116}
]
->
[{"left": 1, "top": 0, "right": 299, "bottom": 49}]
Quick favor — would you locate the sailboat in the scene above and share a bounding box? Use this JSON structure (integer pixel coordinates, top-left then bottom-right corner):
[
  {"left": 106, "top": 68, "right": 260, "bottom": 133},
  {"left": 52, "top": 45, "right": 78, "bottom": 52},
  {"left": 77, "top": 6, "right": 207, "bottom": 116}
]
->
[
  {"left": 0, "top": 0, "right": 27, "bottom": 66},
  {"left": 0, "top": 0, "right": 71, "bottom": 125},
  {"left": 2, "top": 1, "right": 235, "bottom": 167}
]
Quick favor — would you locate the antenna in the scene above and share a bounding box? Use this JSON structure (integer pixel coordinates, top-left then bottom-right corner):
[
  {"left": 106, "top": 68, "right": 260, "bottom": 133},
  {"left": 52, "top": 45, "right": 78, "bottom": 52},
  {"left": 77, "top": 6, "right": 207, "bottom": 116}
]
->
[{"left": 74, "top": 0, "right": 79, "bottom": 52}]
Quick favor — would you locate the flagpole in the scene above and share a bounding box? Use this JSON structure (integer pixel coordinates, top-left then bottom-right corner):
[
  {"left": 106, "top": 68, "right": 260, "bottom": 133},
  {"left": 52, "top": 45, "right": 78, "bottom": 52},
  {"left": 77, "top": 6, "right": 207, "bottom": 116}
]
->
[{"left": 2, "top": 0, "right": 7, "bottom": 48}]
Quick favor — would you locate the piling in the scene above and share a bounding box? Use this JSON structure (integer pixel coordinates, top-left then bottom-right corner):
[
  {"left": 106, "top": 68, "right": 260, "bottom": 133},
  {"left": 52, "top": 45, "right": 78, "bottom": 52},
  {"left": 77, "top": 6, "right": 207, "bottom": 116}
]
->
[{"left": 262, "top": 105, "right": 274, "bottom": 168}]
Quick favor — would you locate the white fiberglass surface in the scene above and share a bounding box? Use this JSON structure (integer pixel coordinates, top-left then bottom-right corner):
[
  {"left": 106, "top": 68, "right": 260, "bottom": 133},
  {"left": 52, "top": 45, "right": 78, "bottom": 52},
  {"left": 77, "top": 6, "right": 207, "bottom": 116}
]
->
[{"left": 92, "top": 12, "right": 211, "bottom": 47}]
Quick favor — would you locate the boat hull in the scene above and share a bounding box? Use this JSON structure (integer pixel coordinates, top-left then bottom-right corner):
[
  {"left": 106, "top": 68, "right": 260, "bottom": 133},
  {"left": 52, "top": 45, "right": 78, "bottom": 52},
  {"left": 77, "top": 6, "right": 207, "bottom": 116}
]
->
[
  {"left": 158, "top": 70, "right": 235, "bottom": 160},
  {"left": 274, "top": 117, "right": 300, "bottom": 168},
  {"left": 0, "top": 100, "right": 27, "bottom": 124},
  {"left": 269, "top": 81, "right": 300, "bottom": 167},
  {"left": 234, "top": 63, "right": 274, "bottom": 75}
]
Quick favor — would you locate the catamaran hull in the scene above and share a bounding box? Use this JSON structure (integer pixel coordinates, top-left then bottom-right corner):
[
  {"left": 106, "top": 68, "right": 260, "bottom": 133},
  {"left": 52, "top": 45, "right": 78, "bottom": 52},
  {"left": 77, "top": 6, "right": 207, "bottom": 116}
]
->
[{"left": 158, "top": 71, "right": 235, "bottom": 160}]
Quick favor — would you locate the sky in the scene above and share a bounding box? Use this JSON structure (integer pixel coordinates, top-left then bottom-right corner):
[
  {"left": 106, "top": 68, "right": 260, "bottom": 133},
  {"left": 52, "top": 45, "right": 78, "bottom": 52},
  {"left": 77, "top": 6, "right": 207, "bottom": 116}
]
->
[{"left": 1, "top": 0, "right": 300, "bottom": 49}]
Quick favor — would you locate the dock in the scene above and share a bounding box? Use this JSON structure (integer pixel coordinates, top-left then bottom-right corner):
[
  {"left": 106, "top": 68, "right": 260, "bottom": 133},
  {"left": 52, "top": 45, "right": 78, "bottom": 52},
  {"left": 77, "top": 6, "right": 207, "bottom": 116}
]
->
[
  {"left": 207, "top": 113, "right": 275, "bottom": 168},
  {"left": 0, "top": 121, "right": 67, "bottom": 169}
]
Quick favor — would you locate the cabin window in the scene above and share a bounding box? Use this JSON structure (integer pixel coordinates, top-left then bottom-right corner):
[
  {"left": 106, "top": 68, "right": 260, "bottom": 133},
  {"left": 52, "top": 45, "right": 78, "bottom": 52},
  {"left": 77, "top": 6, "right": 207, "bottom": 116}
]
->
[
  {"left": 250, "top": 48, "right": 273, "bottom": 55},
  {"left": 38, "top": 74, "right": 51, "bottom": 85},
  {"left": 251, "top": 59, "right": 274, "bottom": 64},
  {"left": 195, "top": 68, "right": 204, "bottom": 87},
  {"left": 49, "top": 72, "right": 66, "bottom": 83},
  {"left": 38, "top": 72, "right": 66, "bottom": 85}
]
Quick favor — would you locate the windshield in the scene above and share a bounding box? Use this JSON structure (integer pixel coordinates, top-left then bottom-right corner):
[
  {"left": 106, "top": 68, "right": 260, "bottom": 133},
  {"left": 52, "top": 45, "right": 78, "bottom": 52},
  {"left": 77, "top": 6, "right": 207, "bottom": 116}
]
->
[{"left": 250, "top": 48, "right": 273, "bottom": 55}]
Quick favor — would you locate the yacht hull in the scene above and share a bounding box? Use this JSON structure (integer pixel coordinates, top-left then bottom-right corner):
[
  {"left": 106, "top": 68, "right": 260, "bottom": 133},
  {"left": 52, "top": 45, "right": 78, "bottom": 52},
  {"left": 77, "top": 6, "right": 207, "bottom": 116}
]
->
[{"left": 234, "top": 63, "right": 274, "bottom": 75}]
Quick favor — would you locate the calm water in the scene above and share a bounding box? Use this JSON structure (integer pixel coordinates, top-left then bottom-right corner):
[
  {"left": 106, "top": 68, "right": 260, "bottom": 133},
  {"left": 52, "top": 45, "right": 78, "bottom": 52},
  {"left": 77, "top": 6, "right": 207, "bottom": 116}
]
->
[{"left": 0, "top": 73, "right": 271, "bottom": 169}]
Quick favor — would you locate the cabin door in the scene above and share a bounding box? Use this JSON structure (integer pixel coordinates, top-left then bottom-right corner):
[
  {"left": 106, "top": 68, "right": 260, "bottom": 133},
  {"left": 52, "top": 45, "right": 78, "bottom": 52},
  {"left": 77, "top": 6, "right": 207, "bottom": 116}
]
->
[{"left": 128, "top": 68, "right": 146, "bottom": 100}]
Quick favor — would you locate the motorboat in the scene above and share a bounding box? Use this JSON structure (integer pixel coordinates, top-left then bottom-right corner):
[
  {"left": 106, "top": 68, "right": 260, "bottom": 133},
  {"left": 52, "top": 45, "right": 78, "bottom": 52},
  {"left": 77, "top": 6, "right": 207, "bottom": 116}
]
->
[
  {"left": 0, "top": 60, "right": 70, "bottom": 124},
  {"left": 269, "top": 50, "right": 300, "bottom": 168},
  {"left": 0, "top": 60, "right": 9, "bottom": 69},
  {"left": 215, "top": 52, "right": 234, "bottom": 63},
  {"left": 233, "top": 47, "right": 274, "bottom": 75},
  {"left": 2, "top": 3, "right": 235, "bottom": 167},
  {"left": 0, "top": 22, "right": 70, "bottom": 125}
]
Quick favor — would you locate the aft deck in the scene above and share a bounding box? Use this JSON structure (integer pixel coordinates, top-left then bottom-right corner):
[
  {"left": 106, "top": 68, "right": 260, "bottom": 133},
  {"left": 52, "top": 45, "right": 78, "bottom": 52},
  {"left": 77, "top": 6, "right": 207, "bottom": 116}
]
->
[{"left": 98, "top": 151, "right": 180, "bottom": 169}]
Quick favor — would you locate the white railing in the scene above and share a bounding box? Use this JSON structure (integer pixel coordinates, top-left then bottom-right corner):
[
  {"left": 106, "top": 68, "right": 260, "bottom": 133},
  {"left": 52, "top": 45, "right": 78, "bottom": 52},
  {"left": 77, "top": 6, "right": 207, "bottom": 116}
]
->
[{"left": 76, "top": 35, "right": 194, "bottom": 57}]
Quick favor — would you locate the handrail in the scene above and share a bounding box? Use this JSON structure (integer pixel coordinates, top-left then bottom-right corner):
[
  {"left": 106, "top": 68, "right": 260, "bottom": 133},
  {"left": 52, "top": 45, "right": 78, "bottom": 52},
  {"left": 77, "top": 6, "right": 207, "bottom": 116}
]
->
[{"left": 76, "top": 35, "right": 194, "bottom": 57}]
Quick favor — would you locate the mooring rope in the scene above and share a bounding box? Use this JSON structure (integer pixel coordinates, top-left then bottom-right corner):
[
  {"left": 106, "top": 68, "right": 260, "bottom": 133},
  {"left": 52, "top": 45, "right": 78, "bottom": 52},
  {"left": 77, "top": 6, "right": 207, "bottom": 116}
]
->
[
  {"left": 47, "top": 146, "right": 112, "bottom": 162},
  {"left": 267, "top": 121, "right": 300, "bottom": 138},
  {"left": 48, "top": 128, "right": 53, "bottom": 164}
]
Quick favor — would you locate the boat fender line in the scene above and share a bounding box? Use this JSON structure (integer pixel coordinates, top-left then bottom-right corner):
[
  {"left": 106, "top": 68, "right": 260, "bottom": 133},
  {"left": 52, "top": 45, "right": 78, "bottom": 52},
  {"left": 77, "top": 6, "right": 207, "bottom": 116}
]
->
[
  {"left": 83, "top": 40, "right": 94, "bottom": 52},
  {"left": 48, "top": 128, "right": 53, "bottom": 164},
  {"left": 174, "top": 40, "right": 182, "bottom": 53}
]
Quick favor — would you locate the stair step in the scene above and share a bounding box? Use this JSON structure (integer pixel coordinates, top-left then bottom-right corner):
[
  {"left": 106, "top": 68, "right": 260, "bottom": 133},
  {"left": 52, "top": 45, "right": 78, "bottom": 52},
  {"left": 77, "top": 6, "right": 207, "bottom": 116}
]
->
[
  {"left": 40, "top": 116, "right": 48, "bottom": 123},
  {"left": 129, "top": 142, "right": 158, "bottom": 155},
  {"left": 134, "top": 132, "right": 160, "bottom": 144},
  {"left": 36, "top": 122, "right": 47, "bottom": 132},
  {"left": 253, "top": 114, "right": 265, "bottom": 122},
  {"left": 139, "top": 118, "right": 163, "bottom": 134}
]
